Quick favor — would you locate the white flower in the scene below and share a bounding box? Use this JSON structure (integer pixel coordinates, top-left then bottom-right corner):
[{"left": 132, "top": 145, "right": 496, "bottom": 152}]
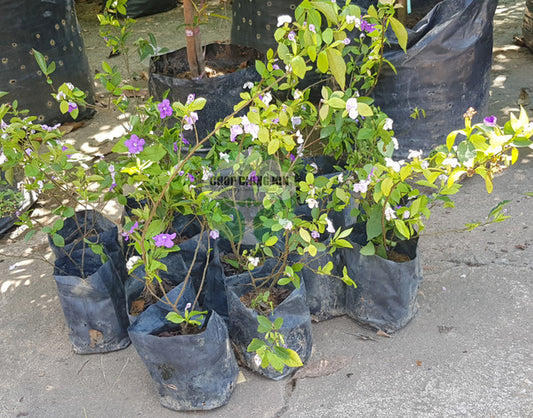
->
[
  {"left": 254, "top": 354, "right": 262, "bottom": 367},
  {"left": 384, "top": 206, "right": 397, "bottom": 221},
  {"left": 126, "top": 256, "right": 141, "bottom": 272},
  {"left": 391, "top": 137, "right": 399, "bottom": 150},
  {"left": 346, "top": 15, "right": 360, "bottom": 27},
  {"left": 408, "top": 149, "right": 423, "bottom": 159},
  {"left": 202, "top": 166, "right": 213, "bottom": 181},
  {"left": 291, "top": 116, "right": 302, "bottom": 128},
  {"left": 185, "top": 302, "right": 192, "bottom": 311},
  {"left": 310, "top": 162, "right": 318, "bottom": 173},
  {"left": 277, "top": 15, "right": 292, "bottom": 27},
  {"left": 385, "top": 157, "right": 404, "bottom": 172},
  {"left": 285, "top": 64, "right": 292, "bottom": 73},
  {"left": 293, "top": 89, "right": 303, "bottom": 100},
  {"left": 438, "top": 174, "right": 448, "bottom": 182},
  {"left": 248, "top": 256, "right": 260, "bottom": 267},
  {"left": 442, "top": 157, "right": 460, "bottom": 168},
  {"left": 346, "top": 97, "right": 359, "bottom": 120},
  {"left": 402, "top": 210, "right": 410, "bottom": 219},
  {"left": 306, "top": 198, "right": 319, "bottom": 209},
  {"left": 243, "top": 81, "right": 254, "bottom": 89},
  {"left": 219, "top": 152, "right": 230, "bottom": 163},
  {"left": 279, "top": 218, "right": 293, "bottom": 230},
  {"left": 353, "top": 179, "right": 370, "bottom": 194},
  {"left": 65, "top": 82, "right": 74, "bottom": 90},
  {"left": 295, "top": 130, "right": 304, "bottom": 144},
  {"left": 337, "top": 173, "right": 344, "bottom": 183},
  {"left": 421, "top": 160, "right": 429, "bottom": 169},
  {"left": 326, "top": 217, "right": 335, "bottom": 234},
  {"left": 383, "top": 118, "right": 393, "bottom": 131},
  {"left": 55, "top": 91, "right": 67, "bottom": 101},
  {"left": 0, "top": 152, "right": 7, "bottom": 165},
  {"left": 261, "top": 92, "right": 273, "bottom": 106}
]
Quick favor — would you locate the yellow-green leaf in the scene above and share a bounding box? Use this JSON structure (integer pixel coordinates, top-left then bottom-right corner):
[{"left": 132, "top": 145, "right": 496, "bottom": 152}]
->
[
  {"left": 299, "top": 228, "right": 311, "bottom": 243},
  {"left": 307, "top": 45, "right": 317, "bottom": 62},
  {"left": 317, "top": 50, "right": 329, "bottom": 73},
  {"left": 394, "top": 219, "right": 411, "bottom": 239},
  {"left": 326, "top": 48, "right": 346, "bottom": 90},
  {"left": 389, "top": 16, "right": 408, "bottom": 52},
  {"left": 291, "top": 56, "right": 307, "bottom": 79},
  {"left": 381, "top": 177, "right": 394, "bottom": 196},
  {"left": 268, "top": 138, "right": 280, "bottom": 155},
  {"left": 357, "top": 102, "right": 373, "bottom": 117}
]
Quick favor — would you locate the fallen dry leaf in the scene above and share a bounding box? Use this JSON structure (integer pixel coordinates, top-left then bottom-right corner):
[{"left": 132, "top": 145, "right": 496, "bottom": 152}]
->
[
  {"left": 292, "top": 357, "right": 351, "bottom": 380},
  {"left": 416, "top": 360, "right": 422, "bottom": 366},
  {"left": 123, "top": 88, "right": 148, "bottom": 98},
  {"left": 89, "top": 329, "right": 103, "bottom": 347},
  {"left": 376, "top": 329, "right": 391, "bottom": 338},
  {"left": 515, "top": 243, "right": 527, "bottom": 250},
  {"left": 59, "top": 121, "right": 85, "bottom": 134}
]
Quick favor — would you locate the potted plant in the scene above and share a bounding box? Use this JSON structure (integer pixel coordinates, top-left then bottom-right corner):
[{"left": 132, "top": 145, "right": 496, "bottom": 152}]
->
[{"left": 338, "top": 107, "right": 533, "bottom": 332}]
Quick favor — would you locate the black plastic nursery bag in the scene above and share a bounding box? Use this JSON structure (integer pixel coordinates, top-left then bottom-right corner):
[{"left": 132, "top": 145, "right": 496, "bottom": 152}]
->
[
  {"left": 124, "top": 0, "right": 177, "bottom": 18},
  {"left": 0, "top": 0, "right": 95, "bottom": 124},
  {"left": 53, "top": 249, "right": 130, "bottom": 354},
  {"left": 149, "top": 43, "right": 262, "bottom": 140},
  {"left": 342, "top": 238, "right": 422, "bottom": 333},
  {"left": 48, "top": 210, "right": 127, "bottom": 282},
  {"left": 368, "top": 0, "right": 498, "bottom": 155},
  {"left": 128, "top": 283, "right": 239, "bottom": 411},
  {"left": 226, "top": 264, "right": 313, "bottom": 380}
]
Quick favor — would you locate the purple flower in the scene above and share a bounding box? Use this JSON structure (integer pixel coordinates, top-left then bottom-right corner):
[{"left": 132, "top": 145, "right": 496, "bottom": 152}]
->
[
  {"left": 67, "top": 102, "right": 78, "bottom": 113},
  {"left": 25, "top": 148, "right": 33, "bottom": 156},
  {"left": 157, "top": 99, "right": 173, "bottom": 119},
  {"left": 153, "top": 232, "right": 176, "bottom": 248},
  {"left": 230, "top": 124, "right": 244, "bottom": 142},
  {"left": 248, "top": 170, "right": 258, "bottom": 185},
  {"left": 121, "top": 221, "right": 139, "bottom": 241},
  {"left": 124, "top": 134, "right": 145, "bottom": 155},
  {"left": 288, "top": 31, "right": 296, "bottom": 42},
  {"left": 311, "top": 230, "right": 320, "bottom": 239},
  {"left": 173, "top": 141, "right": 178, "bottom": 152},
  {"left": 109, "top": 164, "right": 117, "bottom": 191},
  {"left": 272, "top": 64, "right": 280, "bottom": 70},
  {"left": 291, "top": 116, "right": 302, "bottom": 128},
  {"left": 290, "top": 153, "right": 296, "bottom": 162},
  {"left": 181, "top": 134, "right": 190, "bottom": 145},
  {"left": 0, "top": 120, "right": 7, "bottom": 129},
  {"left": 309, "top": 24, "right": 316, "bottom": 33},
  {"left": 209, "top": 229, "right": 219, "bottom": 239},
  {"left": 360, "top": 20, "right": 376, "bottom": 33},
  {"left": 41, "top": 123, "right": 61, "bottom": 132},
  {"left": 483, "top": 115, "right": 497, "bottom": 127},
  {"left": 188, "top": 173, "right": 195, "bottom": 182},
  {"left": 186, "top": 94, "right": 195, "bottom": 104}
]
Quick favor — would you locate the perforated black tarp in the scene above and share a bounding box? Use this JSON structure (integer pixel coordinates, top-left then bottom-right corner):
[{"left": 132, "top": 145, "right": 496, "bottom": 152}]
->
[
  {"left": 231, "top": 0, "right": 498, "bottom": 156},
  {"left": 125, "top": 0, "right": 177, "bottom": 18},
  {"left": 0, "top": 0, "right": 95, "bottom": 124}
]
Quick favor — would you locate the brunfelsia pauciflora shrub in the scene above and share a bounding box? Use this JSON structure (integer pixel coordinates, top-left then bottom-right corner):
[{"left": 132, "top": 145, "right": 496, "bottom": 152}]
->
[{"left": 1, "top": 0, "right": 531, "bottom": 373}]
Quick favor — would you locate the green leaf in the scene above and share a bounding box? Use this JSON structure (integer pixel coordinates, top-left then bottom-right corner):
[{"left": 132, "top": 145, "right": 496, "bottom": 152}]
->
[
  {"left": 357, "top": 102, "right": 374, "bottom": 117},
  {"left": 394, "top": 219, "right": 411, "bottom": 239},
  {"left": 291, "top": 56, "right": 307, "bottom": 79},
  {"left": 24, "top": 165, "right": 39, "bottom": 178},
  {"left": 264, "top": 236, "right": 278, "bottom": 247},
  {"left": 256, "top": 315, "right": 273, "bottom": 333},
  {"left": 359, "top": 241, "right": 375, "bottom": 256},
  {"left": 52, "top": 233, "right": 65, "bottom": 248},
  {"left": 247, "top": 338, "right": 267, "bottom": 352},
  {"left": 273, "top": 345, "right": 303, "bottom": 368},
  {"left": 326, "top": 48, "right": 346, "bottom": 90},
  {"left": 365, "top": 205, "right": 383, "bottom": 241},
  {"left": 389, "top": 16, "right": 408, "bottom": 52},
  {"left": 310, "top": 1, "right": 338, "bottom": 25},
  {"left": 381, "top": 177, "right": 394, "bottom": 196},
  {"left": 33, "top": 49, "right": 48, "bottom": 74}
]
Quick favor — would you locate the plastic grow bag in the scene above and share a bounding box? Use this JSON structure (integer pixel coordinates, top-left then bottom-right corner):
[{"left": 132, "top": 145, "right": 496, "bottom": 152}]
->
[
  {"left": 128, "top": 283, "right": 239, "bottom": 411},
  {"left": 0, "top": 0, "right": 95, "bottom": 124},
  {"left": 124, "top": 0, "right": 177, "bottom": 18},
  {"left": 341, "top": 227, "right": 422, "bottom": 333},
  {"left": 148, "top": 43, "right": 262, "bottom": 140},
  {"left": 226, "top": 265, "right": 313, "bottom": 380},
  {"left": 48, "top": 210, "right": 127, "bottom": 282},
  {"left": 361, "top": 0, "right": 498, "bottom": 155},
  {"left": 53, "top": 249, "right": 130, "bottom": 354}
]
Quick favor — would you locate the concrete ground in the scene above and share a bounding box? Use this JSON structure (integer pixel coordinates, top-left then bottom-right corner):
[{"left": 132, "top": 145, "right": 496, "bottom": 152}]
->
[{"left": 1, "top": 0, "right": 532, "bottom": 417}]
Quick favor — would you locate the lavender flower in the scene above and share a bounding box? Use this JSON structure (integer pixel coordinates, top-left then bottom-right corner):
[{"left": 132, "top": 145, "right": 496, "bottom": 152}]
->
[
  {"left": 124, "top": 134, "right": 145, "bottom": 155},
  {"left": 209, "top": 230, "right": 220, "bottom": 239},
  {"left": 311, "top": 230, "right": 320, "bottom": 239},
  {"left": 288, "top": 31, "right": 296, "bottom": 42},
  {"left": 360, "top": 20, "right": 376, "bottom": 33},
  {"left": 67, "top": 102, "right": 78, "bottom": 114},
  {"left": 157, "top": 99, "right": 173, "bottom": 119},
  {"left": 121, "top": 221, "right": 138, "bottom": 241},
  {"left": 153, "top": 233, "right": 176, "bottom": 248},
  {"left": 483, "top": 115, "right": 497, "bottom": 127},
  {"left": 248, "top": 170, "right": 258, "bottom": 185},
  {"left": 230, "top": 124, "right": 244, "bottom": 142}
]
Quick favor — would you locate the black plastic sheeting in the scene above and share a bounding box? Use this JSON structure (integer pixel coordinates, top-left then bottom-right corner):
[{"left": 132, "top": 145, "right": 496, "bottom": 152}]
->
[
  {"left": 232, "top": 0, "right": 497, "bottom": 156},
  {"left": 149, "top": 43, "right": 262, "bottom": 140},
  {"left": 367, "top": 0, "right": 498, "bottom": 155},
  {"left": 124, "top": 0, "right": 177, "bottom": 18},
  {"left": 48, "top": 210, "right": 127, "bottom": 282},
  {"left": 342, "top": 226, "right": 422, "bottom": 333},
  {"left": 53, "top": 249, "right": 130, "bottom": 354},
  {"left": 128, "top": 283, "right": 239, "bottom": 411},
  {"left": 524, "top": 0, "right": 533, "bottom": 51},
  {"left": 226, "top": 265, "right": 313, "bottom": 380},
  {"left": 0, "top": 0, "right": 95, "bottom": 124}
]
